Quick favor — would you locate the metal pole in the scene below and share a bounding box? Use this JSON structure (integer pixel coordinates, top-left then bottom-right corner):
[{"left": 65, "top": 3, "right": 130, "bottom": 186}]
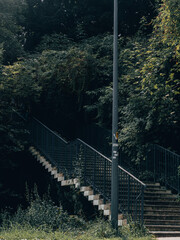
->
[{"left": 111, "top": 0, "right": 119, "bottom": 229}]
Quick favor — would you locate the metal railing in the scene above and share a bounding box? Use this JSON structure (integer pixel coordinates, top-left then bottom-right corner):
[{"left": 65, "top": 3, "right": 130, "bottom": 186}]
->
[
  {"left": 145, "top": 144, "right": 180, "bottom": 193},
  {"left": 78, "top": 123, "right": 180, "bottom": 195},
  {"left": 29, "top": 117, "right": 146, "bottom": 224}
]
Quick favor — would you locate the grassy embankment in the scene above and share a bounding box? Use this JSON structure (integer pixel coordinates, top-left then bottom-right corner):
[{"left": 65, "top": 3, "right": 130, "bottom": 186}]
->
[{"left": 0, "top": 191, "right": 154, "bottom": 240}]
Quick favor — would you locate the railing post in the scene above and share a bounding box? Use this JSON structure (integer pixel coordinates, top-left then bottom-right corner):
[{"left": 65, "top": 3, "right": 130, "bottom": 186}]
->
[
  {"left": 93, "top": 152, "right": 96, "bottom": 194},
  {"left": 153, "top": 145, "right": 156, "bottom": 183},
  {"left": 76, "top": 140, "right": 79, "bottom": 177},
  {"left": 178, "top": 158, "right": 180, "bottom": 195},
  {"left": 103, "top": 158, "right": 107, "bottom": 204},
  {"left": 165, "top": 150, "right": 167, "bottom": 188},
  {"left": 141, "top": 185, "right": 145, "bottom": 225},
  {"left": 69, "top": 144, "right": 72, "bottom": 177},
  {"left": 84, "top": 145, "right": 87, "bottom": 185},
  {"left": 127, "top": 175, "right": 130, "bottom": 214}
]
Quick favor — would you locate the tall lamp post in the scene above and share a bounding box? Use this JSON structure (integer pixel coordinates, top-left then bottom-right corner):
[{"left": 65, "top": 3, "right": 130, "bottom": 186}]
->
[{"left": 111, "top": 0, "right": 118, "bottom": 229}]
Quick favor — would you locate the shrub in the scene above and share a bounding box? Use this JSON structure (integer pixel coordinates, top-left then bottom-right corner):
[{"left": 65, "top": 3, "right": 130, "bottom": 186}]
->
[
  {"left": 121, "top": 221, "right": 150, "bottom": 239},
  {"left": 1, "top": 194, "right": 86, "bottom": 231}
]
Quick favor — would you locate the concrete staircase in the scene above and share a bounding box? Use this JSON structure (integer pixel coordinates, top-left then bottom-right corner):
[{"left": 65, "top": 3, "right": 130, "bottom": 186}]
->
[
  {"left": 29, "top": 146, "right": 127, "bottom": 227},
  {"left": 144, "top": 182, "right": 180, "bottom": 238},
  {"left": 29, "top": 146, "right": 180, "bottom": 237}
]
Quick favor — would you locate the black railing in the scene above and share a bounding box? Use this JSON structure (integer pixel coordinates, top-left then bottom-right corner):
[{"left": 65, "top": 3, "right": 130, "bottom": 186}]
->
[
  {"left": 29, "top": 117, "right": 146, "bottom": 224},
  {"left": 77, "top": 122, "right": 180, "bottom": 194},
  {"left": 145, "top": 144, "right": 180, "bottom": 193}
]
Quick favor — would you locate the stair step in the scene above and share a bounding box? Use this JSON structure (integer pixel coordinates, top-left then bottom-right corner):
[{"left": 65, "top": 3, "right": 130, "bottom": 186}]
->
[
  {"left": 146, "top": 225, "right": 180, "bottom": 231},
  {"left": 51, "top": 169, "right": 58, "bottom": 175},
  {"left": 42, "top": 161, "right": 48, "bottom": 167},
  {"left": 145, "top": 188, "right": 170, "bottom": 192},
  {"left": 93, "top": 199, "right": 103, "bottom": 206},
  {"left": 145, "top": 191, "right": 172, "bottom": 195},
  {"left": 144, "top": 205, "right": 180, "bottom": 211},
  {"left": 47, "top": 166, "right": 53, "bottom": 172},
  {"left": 150, "top": 231, "right": 180, "bottom": 237},
  {"left": 61, "top": 179, "right": 75, "bottom": 186},
  {"left": 144, "top": 195, "right": 178, "bottom": 201},
  {"left": 145, "top": 183, "right": 161, "bottom": 187},
  {"left": 98, "top": 203, "right": 111, "bottom": 210},
  {"left": 84, "top": 190, "right": 94, "bottom": 196},
  {"left": 54, "top": 173, "right": 64, "bottom": 179},
  {"left": 144, "top": 219, "right": 180, "bottom": 225},
  {"left": 75, "top": 182, "right": 80, "bottom": 188},
  {"left": 44, "top": 162, "right": 51, "bottom": 168},
  {"left": 144, "top": 200, "right": 180, "bottom": 206},
  {"left": 144, "top": 209, "right": 180, "bottom": 215},
  {"left": 88, "top": 194, "right": 100, "bottom": 201},
  {"left": 80, "top": 186, "right": 92, "bottom": 192},
  {"left": 103, "top": 209, "right": 110, "bottom": 216},
  {"left": 144, "top": 214, "right": 180, "bottom": 220},
  {"left": 57, "top": 176, "right": 64, "bottom": 182}
]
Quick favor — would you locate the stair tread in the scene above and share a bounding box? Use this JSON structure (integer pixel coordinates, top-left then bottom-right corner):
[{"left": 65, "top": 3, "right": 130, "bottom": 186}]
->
[
  {"left": 149, "top": 231, "right": 180, "bottom": 237},
  {"left": 150, "top": 231, "right": 180, "bottom": 233},
  {"left": 144, "top": 213, "right": 180, "bottom": 217},
  {"left": 146, "top": 225, "right": 180, "bottom": 227},
  {"left": 145, "top": 219, "right": 180, "bottom": 224},
  {"left": 145, "top": 209, "right": 180, "bottom": 212}
]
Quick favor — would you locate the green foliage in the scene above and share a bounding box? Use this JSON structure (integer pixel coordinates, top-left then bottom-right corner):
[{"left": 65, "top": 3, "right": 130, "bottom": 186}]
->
[
  {"left": 0, "top": 0, "right": 26, "bottom": 63},
  {"left": 35, "top": 33, "right": 74, "bottom": 52},
  {"left": 121, "top": 221, "right": 150, "bottom": 239},
  {"left": 0, "top": 224, "right": 153, "bottom": 240},
  {"left": 87, "top": 219, "right": 117, "bottom": 238},
  {"left": 0, "top": 0, "right": 179, "bottom": 206},
  {"left": 0, "top": 57, "right": 41, "bottom": 158},
  {"left": 23, "top": 0, "right": 157, "bottom": 50},
  {"left": 2, "top": 60, "right": 41, "bottom": 106},
  {"left": 0, "top": 44, "right": 3, "bottom": 65},
  {"left": 0, "top": 186, "right": 152, "bottom": 239},
  {"left": 85, "top": 0, "right": 180, "bottom": 165},
  {"left": 1, "top": 192, "right": 86, "bottom": 232}
]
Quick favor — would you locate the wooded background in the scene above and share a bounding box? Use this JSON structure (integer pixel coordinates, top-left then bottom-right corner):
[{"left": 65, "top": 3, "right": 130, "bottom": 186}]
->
[{"left": 0, "top": 0, "right": 179, "bottom": 210}]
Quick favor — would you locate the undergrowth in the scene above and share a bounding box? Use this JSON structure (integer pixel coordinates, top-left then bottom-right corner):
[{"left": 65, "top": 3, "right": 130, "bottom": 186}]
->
[{"left": 0, "top": 188, "right": 154, "bottom": 240}]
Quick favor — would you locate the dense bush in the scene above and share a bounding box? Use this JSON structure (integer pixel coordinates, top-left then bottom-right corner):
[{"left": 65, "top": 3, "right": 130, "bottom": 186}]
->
[{"left": 0, "top": 192, "right": 86, "bottom": 231}]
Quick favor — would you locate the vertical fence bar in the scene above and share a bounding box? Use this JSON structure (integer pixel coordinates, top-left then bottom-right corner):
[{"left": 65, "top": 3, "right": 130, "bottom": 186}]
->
[
  {"left": 93, "top": 151, "right": 96, "bottom": 194},
  {"left": 103, "top": 158, "right": 107, "bottom": 203},
  {"left": 141, "top": 185, "right": 144, "bottom": 225},
  {"left": 178, "top": 157, "right": 180, "bottom": 194},
  {"left": 153, "top": 145, "right": 156, "bottom": 183},
  {"left": 165, "top": 149, "right": 167, "bottom": 188},
  {"left": 127, "top": 175, "right": 130, "bottom": 215},
  {"left": 84, "top": 145, "right": 87, "bottom": 185}
]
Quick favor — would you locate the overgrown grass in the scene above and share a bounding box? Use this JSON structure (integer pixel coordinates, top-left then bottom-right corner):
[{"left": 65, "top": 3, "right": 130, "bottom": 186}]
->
[
  {"left": 0, "top": 189, "right": 154, "bottom": 240},
  {"left": 0, "top": 223, "right": 154, "bottom": 240}
]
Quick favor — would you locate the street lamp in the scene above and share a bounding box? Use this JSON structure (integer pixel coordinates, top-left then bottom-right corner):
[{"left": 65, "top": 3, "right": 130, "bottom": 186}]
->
[{"left": 111, "top": 0, "right": 118, "bottom": 229}]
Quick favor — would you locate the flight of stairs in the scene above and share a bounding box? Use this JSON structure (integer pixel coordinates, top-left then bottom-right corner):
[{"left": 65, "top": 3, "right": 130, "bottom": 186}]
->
[
  {"left": 29, "top": 146, "right": 127, "bottom": 227},
  {"left": 29, "top": 146, "right": 180, "bottom": 237},
  {"left": 144, "top": 182, "right": 180, "bottom": 238}
]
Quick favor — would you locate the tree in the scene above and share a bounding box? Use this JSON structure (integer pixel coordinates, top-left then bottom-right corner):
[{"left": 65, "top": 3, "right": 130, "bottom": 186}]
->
[
  {"left": 85, "top": 0, "right": 180, "bottom": 165},
  {"left": 0, "top": 0, "right": 26, "bottom": 63},
  {"left": 23, "top": 0, "right": 157, "bottom": 50}
]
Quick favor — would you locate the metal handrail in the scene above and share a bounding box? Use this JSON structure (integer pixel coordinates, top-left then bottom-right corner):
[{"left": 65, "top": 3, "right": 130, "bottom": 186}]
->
[
  {"left": 78, "top": 139, "right": 146, "bottom": 187},
  {"left": 145, "top": 144, "right": 180, "bottom": 193},
  {"left": 33, "top": 117, "right": 68, "bottom": 144},
  {"left": 29, "top": 117, "right": 146, "bottom": 224},
  {"left": 154, "top": 144, "right": 180, "bottom": 158},
  {"left": 118, "top": 165, "right": 146, "bottom": 187}
]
